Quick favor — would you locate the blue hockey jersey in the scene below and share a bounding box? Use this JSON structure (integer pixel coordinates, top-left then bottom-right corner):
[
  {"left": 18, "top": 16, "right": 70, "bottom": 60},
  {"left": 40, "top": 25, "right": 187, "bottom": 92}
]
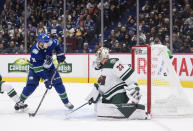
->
[{"left": 29, "top": 39, "right": 63, "bottom": 80}]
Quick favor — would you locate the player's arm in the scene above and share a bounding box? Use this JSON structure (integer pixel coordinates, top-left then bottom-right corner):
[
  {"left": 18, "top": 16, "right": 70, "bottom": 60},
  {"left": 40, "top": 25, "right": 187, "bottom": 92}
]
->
[
  {"left": 112, "top": 60, "right": 141, "bottom": 103},
  {"left": 52, "top": 39, "right": 66, "bottom": 63},
  {"left": 29, "top": 58, "right": 48, "bottom": 80}
]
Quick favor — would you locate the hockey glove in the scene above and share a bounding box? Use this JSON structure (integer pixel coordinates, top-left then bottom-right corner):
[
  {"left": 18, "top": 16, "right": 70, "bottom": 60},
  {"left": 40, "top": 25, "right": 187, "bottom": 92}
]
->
[
  {"left": 57, "top": 53, "right": 66, "bottom": 63},
  {"left": 86, "top": 83, "right": 101, "bottom": 105},
  {"left": 88, "top": 98, "right": 94, "bottom": 105},
  {"left": 44, "top": 79, "right": 52, "bottom": 89},
  {"left": 126, "top": 86, "right": 141, "bottom": 104},
  {"left": 43, "top": 55, "right": 53, "bottom": 69},
  {"left": 88, "top": 94, "right": 101, "bottom": 105}
]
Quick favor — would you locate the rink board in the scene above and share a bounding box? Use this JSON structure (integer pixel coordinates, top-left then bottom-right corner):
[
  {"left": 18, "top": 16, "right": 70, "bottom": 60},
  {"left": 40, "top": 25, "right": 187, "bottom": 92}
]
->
[{"left": 0, "top": 54, "right": 192, "bottom": 88}]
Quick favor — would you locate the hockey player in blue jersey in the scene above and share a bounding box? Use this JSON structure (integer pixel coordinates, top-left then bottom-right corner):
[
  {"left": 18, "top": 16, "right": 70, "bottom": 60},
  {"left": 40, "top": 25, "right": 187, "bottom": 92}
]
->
[{"left": 14, "top": 33, "right": 74, "bottom": 110}]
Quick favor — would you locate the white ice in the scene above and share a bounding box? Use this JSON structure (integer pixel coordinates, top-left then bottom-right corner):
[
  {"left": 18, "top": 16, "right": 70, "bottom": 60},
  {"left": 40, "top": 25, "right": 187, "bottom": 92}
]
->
[{"left": 1, "top": 82, "right": 193, "bottom": 131}]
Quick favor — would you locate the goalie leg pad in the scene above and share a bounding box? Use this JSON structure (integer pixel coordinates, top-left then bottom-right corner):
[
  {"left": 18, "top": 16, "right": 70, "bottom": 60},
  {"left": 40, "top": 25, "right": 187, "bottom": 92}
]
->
[{"left": 97, "top": 102, "right": 150, "bottom": 120}]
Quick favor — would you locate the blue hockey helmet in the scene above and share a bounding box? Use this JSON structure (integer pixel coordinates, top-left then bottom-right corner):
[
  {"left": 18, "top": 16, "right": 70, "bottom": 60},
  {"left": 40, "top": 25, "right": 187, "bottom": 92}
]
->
[{"left": 37, "top": 33, "right": 50, "bottom": 43}]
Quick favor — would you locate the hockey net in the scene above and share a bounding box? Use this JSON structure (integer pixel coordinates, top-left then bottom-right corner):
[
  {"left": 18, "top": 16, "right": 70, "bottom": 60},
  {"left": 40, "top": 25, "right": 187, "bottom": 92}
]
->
[{"left": 131, "top": 44, "right": 193, "bottom": 117}]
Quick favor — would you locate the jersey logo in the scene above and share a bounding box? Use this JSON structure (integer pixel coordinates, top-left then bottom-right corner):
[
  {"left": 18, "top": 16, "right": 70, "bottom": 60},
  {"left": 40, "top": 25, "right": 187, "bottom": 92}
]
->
[
  {"left": 98, "top": 75, "right": 106, "bottom": 85},
  {"left": 32, "top": 49, "right": 39, "bottom": 54},
  {"left": 117, "top": 64, "right": 124, "bottom": 71}
]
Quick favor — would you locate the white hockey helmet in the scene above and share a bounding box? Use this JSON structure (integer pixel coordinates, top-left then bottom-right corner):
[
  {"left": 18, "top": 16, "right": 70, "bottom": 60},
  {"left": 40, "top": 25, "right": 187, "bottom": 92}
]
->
[{"left": 96, "top": 47, "right": 110, "bottom": 62}]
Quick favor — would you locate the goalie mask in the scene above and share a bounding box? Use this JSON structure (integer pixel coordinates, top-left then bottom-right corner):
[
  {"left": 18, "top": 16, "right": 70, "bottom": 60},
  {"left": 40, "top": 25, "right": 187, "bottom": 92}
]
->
[{"left": 93, "top": 47, "right": 109, "bottom": 70}]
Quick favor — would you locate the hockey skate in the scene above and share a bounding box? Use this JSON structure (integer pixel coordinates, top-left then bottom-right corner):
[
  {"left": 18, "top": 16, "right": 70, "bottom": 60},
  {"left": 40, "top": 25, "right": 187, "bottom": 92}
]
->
[
  {"left": 14, "top": 101, "right": 28, "bottom": 111},
  {"left": 64, "top": 102, "right": 74, "bottom": 109}
]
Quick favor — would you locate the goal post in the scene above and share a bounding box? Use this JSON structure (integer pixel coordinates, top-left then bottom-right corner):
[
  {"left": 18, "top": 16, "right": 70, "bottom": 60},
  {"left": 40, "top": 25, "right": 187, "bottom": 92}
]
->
[
  {"left": 131, "top": 44, "right": 193, "bottom": 117},
  {"left": 132, "top": 45, "right": 151, "bottom": 114}
]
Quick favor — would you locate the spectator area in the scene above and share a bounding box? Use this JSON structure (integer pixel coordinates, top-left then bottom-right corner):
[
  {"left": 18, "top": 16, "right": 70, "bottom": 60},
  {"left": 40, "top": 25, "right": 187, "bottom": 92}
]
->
[{"left": 0, "top": 0, "right": 193, "bottom": 54}]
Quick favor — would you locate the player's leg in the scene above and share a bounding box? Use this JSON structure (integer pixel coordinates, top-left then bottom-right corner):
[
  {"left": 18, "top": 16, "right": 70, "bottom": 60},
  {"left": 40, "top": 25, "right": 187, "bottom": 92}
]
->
[
  {"left": 50, "top": 70, "right": 74, "bottom": 109},
  {"left": 15, "top": 69, "right": 40, "bottom": 110},
  {"left": 1, "top": 82, "right": 22, "bottom": 103},
  {"left": 102, "top": 92, "right": 129, "bottom": 104}
]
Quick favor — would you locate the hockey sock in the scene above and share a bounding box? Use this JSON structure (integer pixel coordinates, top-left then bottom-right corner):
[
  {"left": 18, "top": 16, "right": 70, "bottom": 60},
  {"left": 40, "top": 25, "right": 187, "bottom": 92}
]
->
[
  {"left": 54, "top": 83, "right": 69, "bottom": 104},
  {"left": 20, "top": 93, "right": 28, "bottom": 101},
  {"left": 59, "top": 92, "right": 69, "bottom": 104},
  {"left": 7, "top": 89, "right": 20, "bottom": 103},
  {"left": 1, "top": 83, "right": 20, "bottom": 103}
]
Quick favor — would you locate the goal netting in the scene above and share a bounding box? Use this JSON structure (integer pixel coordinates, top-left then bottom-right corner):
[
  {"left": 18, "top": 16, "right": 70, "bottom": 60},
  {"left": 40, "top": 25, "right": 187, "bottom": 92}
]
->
[{"left": 131, "top": 44, "right": 193, "bottom": 117}]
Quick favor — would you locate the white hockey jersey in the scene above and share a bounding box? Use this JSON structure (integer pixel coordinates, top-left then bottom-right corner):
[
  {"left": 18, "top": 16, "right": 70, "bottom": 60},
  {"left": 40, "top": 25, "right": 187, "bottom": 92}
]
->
[{"left": 96, "top": 58, "right": 138, "bottom": 101}]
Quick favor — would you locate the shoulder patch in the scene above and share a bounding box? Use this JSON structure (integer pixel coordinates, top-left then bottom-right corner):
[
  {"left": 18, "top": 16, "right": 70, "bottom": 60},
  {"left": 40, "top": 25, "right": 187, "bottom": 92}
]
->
[
  {"left": 32, "top": 49, "right": 39, "bottom": 54},
  {"left": 103, "top": 58, "right": 119, "bottom": 68}
]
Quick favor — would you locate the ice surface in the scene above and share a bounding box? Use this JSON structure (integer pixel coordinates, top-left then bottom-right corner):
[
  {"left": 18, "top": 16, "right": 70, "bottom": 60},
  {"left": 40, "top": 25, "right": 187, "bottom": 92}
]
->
[{"left": 1, "top": 82, "right": 193, "bottom": 131}]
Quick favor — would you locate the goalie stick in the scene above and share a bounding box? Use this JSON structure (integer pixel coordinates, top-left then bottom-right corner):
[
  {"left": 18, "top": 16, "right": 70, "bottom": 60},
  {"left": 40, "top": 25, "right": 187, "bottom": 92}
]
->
[
  {"left": 29, "top": 64, "right": 60, "bottom": 117},
  {"left": 65, "top": 102, "right": 89, "bottom": 116}
]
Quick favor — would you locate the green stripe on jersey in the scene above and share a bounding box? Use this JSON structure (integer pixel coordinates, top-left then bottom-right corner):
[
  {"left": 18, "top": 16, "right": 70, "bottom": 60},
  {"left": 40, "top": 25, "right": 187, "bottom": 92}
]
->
[
  {"left": 120, "top": 68, "right": 131, "bottom": 79},
  {"left": 122, "top": 70, "right": 134, "bottom": 81},
  {"left": 103, "top": 82, "right": 126, "bottom": 97},
  {"left": 120, "top": 68, "right": 134, "bottom": 81},
  {"left": 29, "top": 64, "right": 44, "bottom": 73},
  {"left": 103, "top": 86, "right": 124, "bottom": 98}
]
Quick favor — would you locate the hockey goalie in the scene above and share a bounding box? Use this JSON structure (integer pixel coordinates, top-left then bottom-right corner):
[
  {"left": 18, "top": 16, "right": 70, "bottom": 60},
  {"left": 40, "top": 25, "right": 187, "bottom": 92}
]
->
[{"left": 86, "top": 47, "right": 150, "bottom": 120}]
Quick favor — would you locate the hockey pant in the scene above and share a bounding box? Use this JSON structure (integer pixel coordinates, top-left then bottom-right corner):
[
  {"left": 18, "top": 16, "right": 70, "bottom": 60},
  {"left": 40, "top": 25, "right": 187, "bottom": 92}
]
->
[{"left": 20, "top": 69, "right": 69, "bottom": 104}]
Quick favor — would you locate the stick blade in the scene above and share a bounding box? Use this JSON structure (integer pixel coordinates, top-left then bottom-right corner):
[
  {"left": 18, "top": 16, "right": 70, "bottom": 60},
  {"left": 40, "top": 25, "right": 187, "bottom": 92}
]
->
[{"left": 28, "top": 113, "right": 35, "bottom": 117}]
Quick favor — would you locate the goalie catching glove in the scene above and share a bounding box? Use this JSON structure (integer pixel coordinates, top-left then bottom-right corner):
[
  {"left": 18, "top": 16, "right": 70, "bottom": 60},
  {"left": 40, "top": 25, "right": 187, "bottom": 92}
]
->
[{"left": 125, "top": 83, "right": 141, "bottom": 104}]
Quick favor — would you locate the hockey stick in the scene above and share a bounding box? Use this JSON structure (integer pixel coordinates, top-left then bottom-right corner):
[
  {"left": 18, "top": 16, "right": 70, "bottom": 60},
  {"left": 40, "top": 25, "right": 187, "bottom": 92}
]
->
[
  {"left": 65, "top": 102, "right": 89, "bottom": 116},
  {"left": 29, "top": 64, "right": 60, "bottom": 117}
]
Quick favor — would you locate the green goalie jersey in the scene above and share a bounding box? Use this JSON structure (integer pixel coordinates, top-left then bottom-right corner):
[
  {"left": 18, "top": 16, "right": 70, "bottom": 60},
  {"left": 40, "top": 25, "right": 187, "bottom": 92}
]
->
[{"left": 97, "top": 58, "right": 136, "bottom": 101}]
